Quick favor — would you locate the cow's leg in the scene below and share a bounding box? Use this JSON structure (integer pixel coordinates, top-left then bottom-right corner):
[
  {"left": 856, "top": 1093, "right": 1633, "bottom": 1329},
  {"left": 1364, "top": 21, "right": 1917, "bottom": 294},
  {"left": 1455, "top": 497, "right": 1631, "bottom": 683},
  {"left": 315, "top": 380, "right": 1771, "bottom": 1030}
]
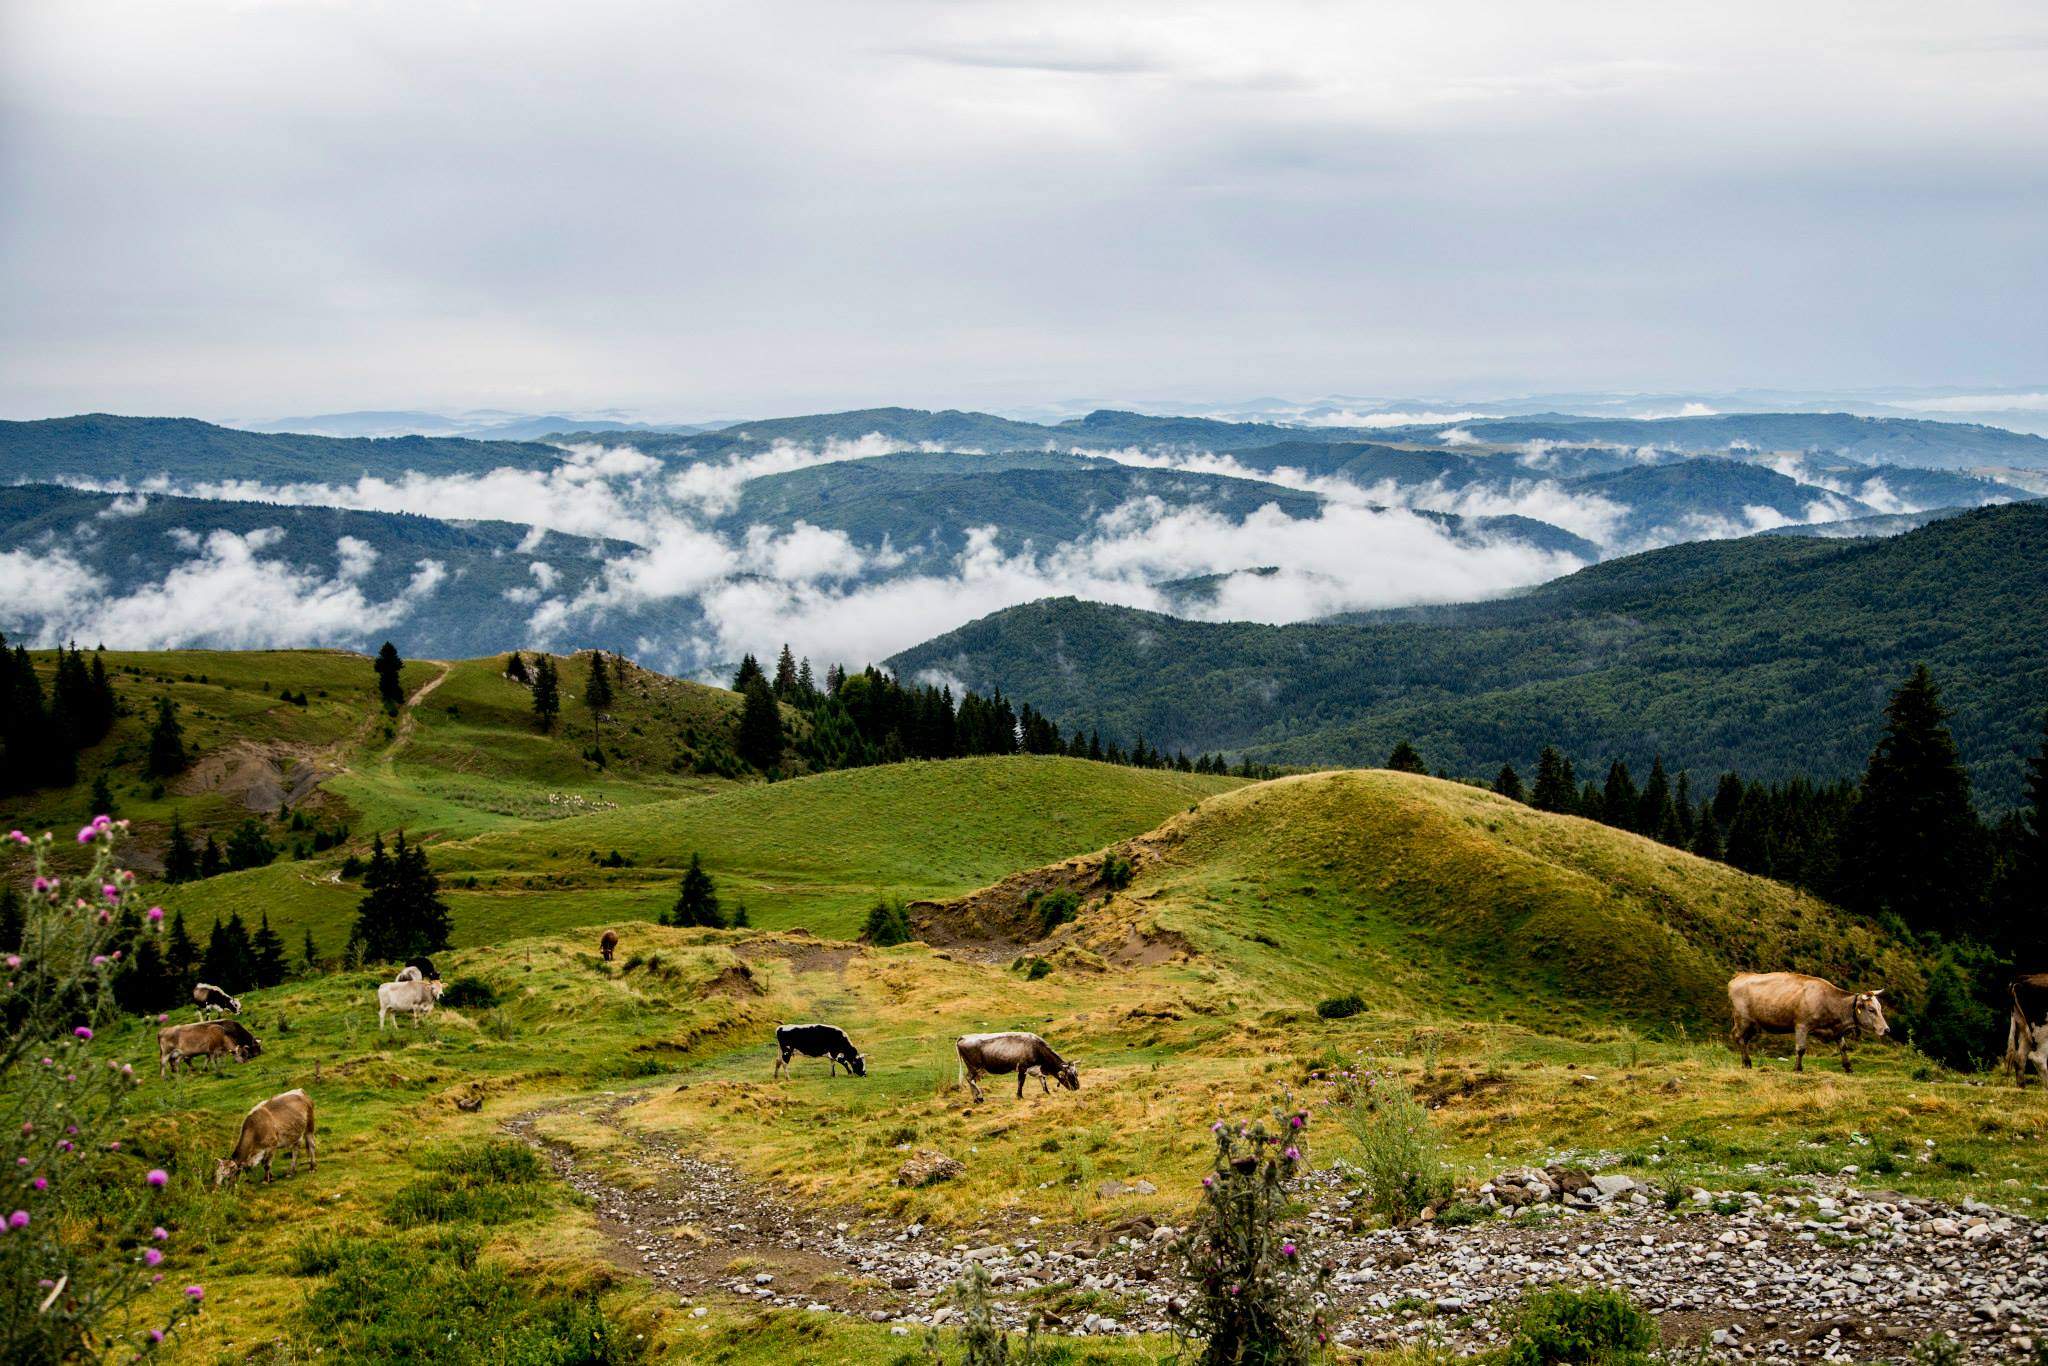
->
[
  {"left": 964, "top": 1067, "right": 984, "bottom": 1102},
  {"left": 304, "top": 1128, "right": 317, "bottom": 1171},
  {"left": 1732, "top": 1021, "right": 1752, "bottom": 1068},
  {"left": 1793, "top": 1023, "right": 1808, "bottom": 1073},
  {"left": 1839, "top": 1037, "right": 1853, "bottom": 1074},
  {"left": 1016, "top": 1069, "right": 1027, "bottom": 1099},
  {"left": 774, "top": 1047, "right": 788, "bottom": 1079}
]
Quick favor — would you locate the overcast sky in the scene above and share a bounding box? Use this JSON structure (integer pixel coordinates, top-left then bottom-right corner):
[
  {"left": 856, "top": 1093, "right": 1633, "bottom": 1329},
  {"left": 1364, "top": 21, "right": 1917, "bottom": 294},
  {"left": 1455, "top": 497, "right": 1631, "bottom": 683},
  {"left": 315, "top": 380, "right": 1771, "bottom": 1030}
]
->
[{"left": 2, "top": 1, "right": 2044, "bottom": 422}]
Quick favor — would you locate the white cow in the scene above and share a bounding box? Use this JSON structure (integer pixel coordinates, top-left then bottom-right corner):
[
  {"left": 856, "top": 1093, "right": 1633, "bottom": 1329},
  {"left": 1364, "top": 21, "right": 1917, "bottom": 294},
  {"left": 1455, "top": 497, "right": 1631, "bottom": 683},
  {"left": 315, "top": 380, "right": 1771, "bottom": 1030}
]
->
[
  {"left": 393, "top": 965, "right": 423, "bottom": 983},
  {"left": 377, "top": 977, "right": 444, "bottom": 1029}
]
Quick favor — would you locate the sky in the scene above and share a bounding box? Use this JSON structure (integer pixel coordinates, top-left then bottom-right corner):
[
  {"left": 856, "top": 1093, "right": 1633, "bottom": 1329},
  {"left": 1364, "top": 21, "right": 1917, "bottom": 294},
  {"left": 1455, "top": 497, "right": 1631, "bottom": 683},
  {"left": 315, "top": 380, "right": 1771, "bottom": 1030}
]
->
[{"left": 2, "top": 1, "right": 2045, "bottom": 421}]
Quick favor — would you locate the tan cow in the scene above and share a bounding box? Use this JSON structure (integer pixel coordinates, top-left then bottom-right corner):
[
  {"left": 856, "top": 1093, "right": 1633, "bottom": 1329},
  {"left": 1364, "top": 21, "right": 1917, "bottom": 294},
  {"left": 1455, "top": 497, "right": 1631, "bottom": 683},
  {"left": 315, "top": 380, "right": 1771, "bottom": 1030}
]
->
[
  {"left": 215, "top": 1089, "right": 316, "bottom": 1187},
  {"left": 158, "top": 1021, "right": 263, "bottom": 1077},
  {"left": 1729, "top": 971, "right": 1888, "bottom": 1073},
  {"left": 600, "top": 929, "right": 619, "bottom": 963},
  {"left": 2005, "top": 974, "right": 2048, "bottom": 1088},
  {"left": 956, "top": 1031, "right": 1079, "bottom": 1101}
]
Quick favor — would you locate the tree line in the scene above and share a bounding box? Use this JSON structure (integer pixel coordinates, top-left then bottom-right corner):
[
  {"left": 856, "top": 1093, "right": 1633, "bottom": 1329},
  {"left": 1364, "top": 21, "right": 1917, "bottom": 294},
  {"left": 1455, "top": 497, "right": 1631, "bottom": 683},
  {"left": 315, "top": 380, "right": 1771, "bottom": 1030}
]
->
[
  {"left": 1394, "top": 665, "right": 2046, "bottom": 1067},
  {"left": 0, "top": 637, "right": 117, "bottom": 793}
]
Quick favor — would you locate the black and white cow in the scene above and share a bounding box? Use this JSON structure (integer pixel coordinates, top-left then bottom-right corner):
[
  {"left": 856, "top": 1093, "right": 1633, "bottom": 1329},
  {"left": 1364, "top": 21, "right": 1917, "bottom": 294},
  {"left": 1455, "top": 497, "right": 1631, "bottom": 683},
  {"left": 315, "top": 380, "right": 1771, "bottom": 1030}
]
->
[
  {"left": 193, "top": 982, "right": 242, "bottom": 1020},
  {"left": 404, "top": 956, "right": 441, "bottom": 982},
  {"left": 773, "top": 1023, "right": 867, "bottom": 1079}
]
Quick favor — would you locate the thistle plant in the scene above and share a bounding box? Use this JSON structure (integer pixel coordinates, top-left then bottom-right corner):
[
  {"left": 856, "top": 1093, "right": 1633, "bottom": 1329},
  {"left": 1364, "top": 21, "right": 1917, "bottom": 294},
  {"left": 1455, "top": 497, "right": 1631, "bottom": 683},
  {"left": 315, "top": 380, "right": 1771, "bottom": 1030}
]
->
[
  {"left": 1168, "top": 1106, "right": 1328, "bottom": 1365},
  {"left": 1, "top": 819, "right": 199, "bottom": 1363}
]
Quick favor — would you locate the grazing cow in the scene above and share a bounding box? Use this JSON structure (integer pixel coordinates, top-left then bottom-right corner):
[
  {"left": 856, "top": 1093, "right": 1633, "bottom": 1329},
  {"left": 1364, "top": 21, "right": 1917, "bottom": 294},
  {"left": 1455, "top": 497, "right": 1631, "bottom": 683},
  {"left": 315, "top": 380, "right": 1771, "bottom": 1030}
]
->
[
  {"left": 956, "top": 1032, "right": 1079, "bottom": 1101},
  {"left": 773, "top": 1023, "right": 867, "bottom": 1079},
  {"left": 158, "top": 1021, "right": 262, "bottom": 1077},
  {"left": 377, "top": 977, "right": 444, "bottom": 1029},
  {"left": 215, "top": 1089, "right": 316, "bottom": 1187},
  {"left": 2006, "top": 973, "right": 2048, "bottom": 1088},
  {"left": 1728, "top": 972, "right": 1889, "bottom": 1073},
  {"left": 600, "top": 930, "right": 619, "bottom": 963},
  {"left": 193, "top": 982, "right": 241, "bottom": 1019},
  {"left": 404, "top": 956, "right": 441, "bottom": 981}
]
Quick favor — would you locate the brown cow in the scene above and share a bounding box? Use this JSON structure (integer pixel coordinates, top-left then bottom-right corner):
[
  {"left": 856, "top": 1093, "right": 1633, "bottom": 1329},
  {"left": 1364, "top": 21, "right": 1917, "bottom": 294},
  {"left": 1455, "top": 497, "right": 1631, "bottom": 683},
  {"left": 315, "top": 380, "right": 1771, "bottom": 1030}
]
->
[
  {"left": 600, "top": 929, "right": 619, "bottom": 963},
  {"left": 2005, "top": 974, "right": 2048, "bottom": 1088},
  {"left": 1729, "top": 972, "right": 1888, "bottom": 1073},
  {"left": 158, "top": 1020, "right": 263, "bottom": 1078},
  {"left": 956, "top": 1031, "right": 1079, "bottom": 1101},
  {"left": 215, "top": 1089, "right": 315, "bottom": 1187}
]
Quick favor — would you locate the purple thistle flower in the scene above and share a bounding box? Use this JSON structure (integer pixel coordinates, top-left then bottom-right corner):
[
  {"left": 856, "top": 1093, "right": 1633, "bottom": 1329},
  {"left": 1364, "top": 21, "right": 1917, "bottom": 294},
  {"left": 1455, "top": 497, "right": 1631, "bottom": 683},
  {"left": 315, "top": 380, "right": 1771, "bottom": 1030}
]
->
[
  {"left": 1281, "top": 1241, "right": 1297, "bottom": 1257},
  {"left": 153, "top": 1226, "right": 168, "bottom": 1241},
  {"left": 31, "top": 1177, "right": 46, "bottom": 1191},
  {"left": 102, "top": 884, "right": 119, "bottom": 901},
  {"left": 93, "top": 814, "right": 111, "bottom": 829},
  {"left": 77, "top": 826, "right": 96, "bottom": 844},
  {"left": 8, "top": 1211, "right": 27, "bottom": 1229},
  {"left": 149, "top": 1330, "right": 164, "bottom": 1344},
  {"left": 183, "top": 1285, "right": 204, "bottom": 1302},
  {"left": 1284, "top": 1146, "right": 1300, "bottom": 1161},
  {"left": 148, "top": 906, "right": 164, "bottom": 923},
  {"left": 146, "top": 1169, "right": 168, "bottom": 1188},
  {"left": 73, "top": 1026, "right": 93, "bottom": 1041},
  {"left": 144, "top": 1248, "right": 163, "bottom": 1267}
]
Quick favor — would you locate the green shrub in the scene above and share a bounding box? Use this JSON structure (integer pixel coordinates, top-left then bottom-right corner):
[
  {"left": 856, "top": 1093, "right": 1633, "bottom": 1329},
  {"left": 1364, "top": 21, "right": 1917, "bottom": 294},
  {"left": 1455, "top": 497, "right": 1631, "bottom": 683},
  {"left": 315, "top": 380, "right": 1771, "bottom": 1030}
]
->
[
  {"left": 1499, "top": 1285, "right": 1656, "bottom": 1366},
  {"left": 296, "top": 1228, "right": 640, "bottom": 1364},
  {"left": 862, "top": 899, "right": 912, "bottom": 946},
  {"left": 440, "top": 976, "right": 499, "bottom": 1010},
  {"left": 1100, "top": 853, "right": 1134, "bottom": 891},
  {"left": 1036, "top": 888, "right": 1081, "bottom": 935},
  {"left": 1341, "top": 1078, "right": 1452, "bottom": 1225},
  {"left": 1025, "top": 957, "right": 1053, "bottom": 982},
  {"left": 1911, "top": 953, "right": 1998, "bottom": 1072},
  {"left": 1168, "top": 1107, "right": 1327, "bottom": 1364},
  {"left": 1315, "top": 993, "right": 1365, "bottom": 1020},
  {"left": 383, "top": 1141, "right": 545, "bottom": 1228}
]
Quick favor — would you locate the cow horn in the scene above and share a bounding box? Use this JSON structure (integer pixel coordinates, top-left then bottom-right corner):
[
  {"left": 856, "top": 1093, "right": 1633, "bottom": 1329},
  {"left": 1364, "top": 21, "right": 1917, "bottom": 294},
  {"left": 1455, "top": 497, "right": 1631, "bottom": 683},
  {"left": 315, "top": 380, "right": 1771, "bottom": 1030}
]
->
[{"left": 1870, "top": 988, "right": 1884, "bottom": 998}]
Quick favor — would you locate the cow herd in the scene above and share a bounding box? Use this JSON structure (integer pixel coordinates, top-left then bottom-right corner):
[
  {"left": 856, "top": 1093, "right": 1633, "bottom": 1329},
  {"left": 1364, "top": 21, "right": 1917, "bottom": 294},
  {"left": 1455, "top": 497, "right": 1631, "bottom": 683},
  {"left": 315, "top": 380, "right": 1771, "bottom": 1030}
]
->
[{"left": 152, "top": 936, "right": 2048, "bottom": 1199}]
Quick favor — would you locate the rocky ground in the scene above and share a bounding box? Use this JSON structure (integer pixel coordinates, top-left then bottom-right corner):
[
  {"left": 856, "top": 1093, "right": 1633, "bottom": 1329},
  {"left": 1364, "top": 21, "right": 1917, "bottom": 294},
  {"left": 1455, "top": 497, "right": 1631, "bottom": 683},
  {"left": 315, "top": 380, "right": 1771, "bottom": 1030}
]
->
[{"left": 507, "top": 1091, "right": 2048, "bottom": 1361}]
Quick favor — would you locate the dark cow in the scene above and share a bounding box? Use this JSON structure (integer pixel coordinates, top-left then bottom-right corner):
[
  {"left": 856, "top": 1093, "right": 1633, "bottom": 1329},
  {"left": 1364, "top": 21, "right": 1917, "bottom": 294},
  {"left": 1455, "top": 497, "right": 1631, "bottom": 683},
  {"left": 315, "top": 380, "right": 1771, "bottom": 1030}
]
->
[
  {"left": 956, "top": 1031, "right": 1079, "bottom": 1101},
  {"left": 158, "top": 1020, "right": 262, "bottom": 1077},
  {"left": 2007, "top": 973, "right": 2048, "bottom": 1088},
  {"left": 773, "top": 1023, "right": 867, "bottom": 1079},
  {"left": 600, "top": 930, "right": 619, "bottom": 963},
  {"left": 193, "top": 982, "right": 241, "bottom": 1019},
  {"left": 404, "top": 956, "right": 441, "bottom": 982}
]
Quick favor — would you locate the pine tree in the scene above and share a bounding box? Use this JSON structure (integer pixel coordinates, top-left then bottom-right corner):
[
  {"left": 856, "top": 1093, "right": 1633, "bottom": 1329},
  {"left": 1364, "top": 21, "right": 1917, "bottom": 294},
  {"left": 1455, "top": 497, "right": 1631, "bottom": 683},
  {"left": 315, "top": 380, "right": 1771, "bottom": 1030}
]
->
[
  {"left": 164, "top": 910, "right": 199, "bottom": 981},
  {"left": 795, "top": 658, "right": 816, "bottom": 704},
  {"left": 199, "top": 835, "right": 223, "bottom": 879},
  {"left": 1602, "top": 761, "right": 1639, "bottom": 831},
  {"left": 1989, "top": 711, "right": 2048, "bottom": 965},
  {"left": 374, "top": 642, "right": 405, "bottom": 708},
  {"left": 1636, "top": 757, "right": 1674, "bottom": 838},
  {"left": 225, "top": 818, "right": 276, "bottom": 871},
  {"left": 250, "top": 913, "right": 289, "bottom": 988},
  {"left": 89, "top": 770, "right": 117, "bottom": 819},
  {"left": 531, "top": 655, "right": 560, "bottom": 732},
  {"left": 505, "top": 651, "right": 529, "bottom": 683},
  {"left": 145, "top": 695, "right": 187, "bottom": 777},
  {"left": 162, "top": 812, "right": 197, "bottom": 883},
  {"left": 350, "top": 831, "right": 452, "bottom": 963},
  {"left": 1711, "top": 772, "right": 1745, "bottom": 831},
  {"left": 1493, "top": 764, "right": 1524, "bottom": 803},
  {"left": 1725, "top": 795, "right": 1773, "bottom": 876},
  {"left": 301, "top": 929, "right": 320, "bottom": 975},
  {"left": 0, "top": 886, "right": 22, "bottom": 954},
  {"left": 772, "top": 645, "right": 799, "bottom": 700},
  {"left": 201, "top": 914, "right": 256, "bottom": 992},
  {"left": 584, "top": 651, "right": 614, "bottom": 750},
  {"left": 1385, "top": 741, "right": 1425, "bottom": 774},
  {"left": 668, "top": 853, "right": 723, "bottom": 928},
  {"left": 1831, "top": 666, "right": 1988, "bottom": 934},
  {"left": 1532, "top": 746, "right": 1574, "bottom": 812},
  {"left": 737, "top": 676, "right": 783, "bottom": 771},
  {"left": 731, "top": 654, "right": 764, "bottom": 693}
]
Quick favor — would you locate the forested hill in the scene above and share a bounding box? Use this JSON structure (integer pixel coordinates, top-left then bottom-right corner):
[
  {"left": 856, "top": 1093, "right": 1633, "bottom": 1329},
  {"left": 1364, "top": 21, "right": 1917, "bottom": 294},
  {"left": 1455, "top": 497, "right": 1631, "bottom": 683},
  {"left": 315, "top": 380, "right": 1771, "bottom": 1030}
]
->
[
  {"left": 889, "top": 501, "right": 2048, "bottom": 804},
  {"left": 0, "top": 414, "right": 566, "bottom": 482}
]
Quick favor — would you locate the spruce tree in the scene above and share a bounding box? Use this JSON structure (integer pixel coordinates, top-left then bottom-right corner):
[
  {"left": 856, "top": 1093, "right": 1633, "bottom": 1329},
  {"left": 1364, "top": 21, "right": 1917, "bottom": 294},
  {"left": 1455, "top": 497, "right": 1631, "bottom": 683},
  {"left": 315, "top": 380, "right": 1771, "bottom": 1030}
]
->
[
  {"left": 1602, "top": 761, "right": 1639, "bottom": 831},
  {"left": 731, "top": 654, "right": 764, "bottom": 693},
  {"left": 1831, "top": 666, "right": 1988, "bottom": 934},
  {"left": 1385, "top": 741, "right": 1426, "bottom": 774},
  {"left": 225, "top": 818, "right": 276, "bottom": 871},
  {"left": 301, "top": 929, "right": 320, "bottom": 974},
  {"left": 1636, "top": 756, "right": 1674, "bottom": 838},
  {"left": 350, "top": 831, "right": 452, "bottom": 963},
  {"left": 668, "top": 853, "right": 723, "bottom": 928},
  {"left": 88, "top": 770, "right": 117, "bottom": 819},
  {"left": 162, "top": 812, "right": 198, "bottom": 883},
  {"left": 772, "top": 645, "right": 799, "bottom": 700},
  {"left": 199, "top": 834, "right": 224, "bottom": 879},
  {"left": 374, "top": 642, "right": 406, "bottom": 708},
  {"left": 164, "top": 910, "right": 199, "bottom": 981},
  {"left": 1532, "top": 746, "right": 1573, "bottom": 812},
  {"left": 1493, "top": 764, "right": 1524, "bottom": 803},
  {"left": 250, "top": 913, "right": 289, "bottom": 988},
  {"left": 737, "top": 676, "right": 783, "bottom": 771},
  {"left": 584, "top": 651, "right": 614, "bottom": 751},
  {"left": 146, "top": 695, "right": 187, "bottom": 777},
  {"left": 531, "top": 655, "right": 561, "bottom": 732},
  {"left": 505, "top": 651, "right": 529, "bottom": 683}
]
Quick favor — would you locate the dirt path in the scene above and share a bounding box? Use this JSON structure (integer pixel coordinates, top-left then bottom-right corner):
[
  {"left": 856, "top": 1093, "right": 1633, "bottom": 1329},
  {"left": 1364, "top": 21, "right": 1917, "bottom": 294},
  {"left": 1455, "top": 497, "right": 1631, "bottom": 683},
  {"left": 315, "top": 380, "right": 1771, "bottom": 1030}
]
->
[{"left": 506, "top": 1091, "right": 2048, "bottom": 1359}]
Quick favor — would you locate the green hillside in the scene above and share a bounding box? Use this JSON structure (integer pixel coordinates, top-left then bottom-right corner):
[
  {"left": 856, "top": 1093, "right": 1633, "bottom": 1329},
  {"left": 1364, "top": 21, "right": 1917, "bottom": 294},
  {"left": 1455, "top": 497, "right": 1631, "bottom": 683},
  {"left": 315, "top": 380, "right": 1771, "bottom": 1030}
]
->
[{"left": 890, "top": 502, "right": 2048, "bottom": 803}]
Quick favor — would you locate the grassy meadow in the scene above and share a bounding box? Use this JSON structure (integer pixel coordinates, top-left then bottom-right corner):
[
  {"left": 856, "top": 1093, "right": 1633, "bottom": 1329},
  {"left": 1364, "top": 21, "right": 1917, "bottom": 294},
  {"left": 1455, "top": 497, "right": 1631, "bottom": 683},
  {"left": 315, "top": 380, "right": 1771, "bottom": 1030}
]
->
[{"left": 6, "top": 649, "right": 2047, "bottom": 1362}]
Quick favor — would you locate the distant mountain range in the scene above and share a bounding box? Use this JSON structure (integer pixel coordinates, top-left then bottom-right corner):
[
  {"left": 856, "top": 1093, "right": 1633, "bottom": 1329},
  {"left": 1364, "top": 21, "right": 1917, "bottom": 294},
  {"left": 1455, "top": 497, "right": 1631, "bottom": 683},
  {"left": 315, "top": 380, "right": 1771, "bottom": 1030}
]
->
[{"left": 889, "top": 502, "right": 2048, "bottom": 805}]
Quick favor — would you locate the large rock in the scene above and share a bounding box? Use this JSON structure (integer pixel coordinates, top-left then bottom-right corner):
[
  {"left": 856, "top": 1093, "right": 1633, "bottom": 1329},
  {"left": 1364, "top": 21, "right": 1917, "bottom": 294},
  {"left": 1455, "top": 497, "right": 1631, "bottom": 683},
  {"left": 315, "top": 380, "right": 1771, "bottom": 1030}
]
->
[{"left": 895, "top": 1150, "right": 964, "bottom": 1188}]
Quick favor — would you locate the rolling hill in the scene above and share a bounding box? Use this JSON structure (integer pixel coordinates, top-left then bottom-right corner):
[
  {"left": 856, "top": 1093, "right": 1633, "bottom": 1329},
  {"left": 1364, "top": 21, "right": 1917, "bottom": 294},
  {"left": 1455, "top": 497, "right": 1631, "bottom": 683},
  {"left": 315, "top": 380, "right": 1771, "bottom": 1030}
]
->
[{"left": 890, "top": 502, "right": 2048, "bottom": 803}]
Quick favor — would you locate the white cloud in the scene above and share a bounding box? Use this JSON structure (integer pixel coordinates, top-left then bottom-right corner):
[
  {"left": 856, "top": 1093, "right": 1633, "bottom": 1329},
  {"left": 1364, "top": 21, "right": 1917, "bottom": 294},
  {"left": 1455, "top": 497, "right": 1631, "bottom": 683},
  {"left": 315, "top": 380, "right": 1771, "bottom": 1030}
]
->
[{"left": 94, "top": 492, "right": 149, "bottom": 519}]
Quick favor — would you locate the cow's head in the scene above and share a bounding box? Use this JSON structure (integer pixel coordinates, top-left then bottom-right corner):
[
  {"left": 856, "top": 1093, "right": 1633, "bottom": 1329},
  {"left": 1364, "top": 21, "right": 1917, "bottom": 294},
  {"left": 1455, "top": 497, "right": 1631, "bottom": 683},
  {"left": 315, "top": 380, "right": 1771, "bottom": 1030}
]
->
[
  {"left": 1054, "top": 1061, "right": 1080, "bottom": 1091},
  {"left": 213, "top": 1157, "right": 245, "bottom": 1189},
  {"left": 234, "top": 1038, "right": 264, "bottom": 1062},
  {"left": 844, "top": 1051, "right": 868, "bottom": 1077},
  {"left": 1852, "top": 990, "right": 1889, "bottom": 1038},
  {"left": 430, "top": 980, "right": 446, "bottom": 999}
]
